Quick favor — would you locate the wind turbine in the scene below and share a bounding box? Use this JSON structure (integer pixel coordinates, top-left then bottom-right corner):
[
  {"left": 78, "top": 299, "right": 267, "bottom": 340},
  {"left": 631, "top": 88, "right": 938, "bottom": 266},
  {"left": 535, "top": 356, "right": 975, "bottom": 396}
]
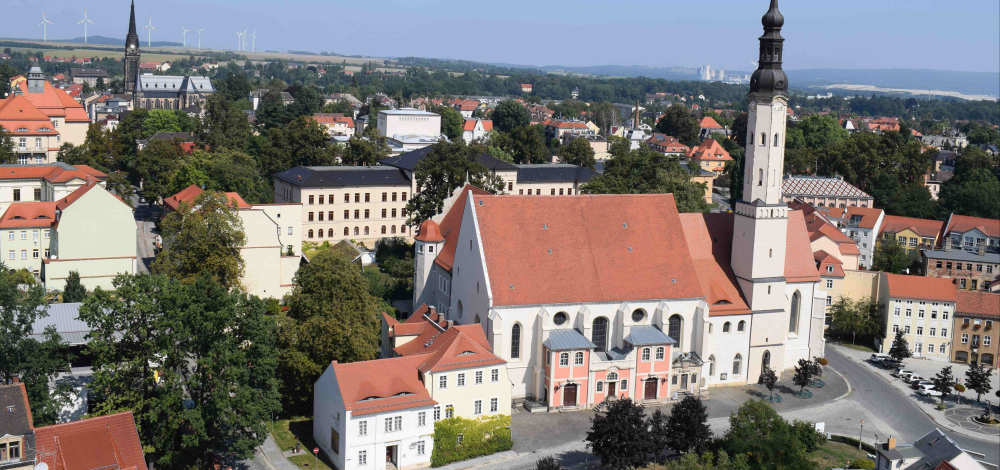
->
[
  {"left": 195, "top": 28, "right": 204, "bottom": 48},
  {"left": 235, "top": 30, "right": 244, "bottom": 51},
  {"left": 78, "top": 11, "right": 95, "bottom": 44},
  {"left": 181, "top": 26, "right": 190, "bottom": 47},
  {"left": 249, "top": 30, "right": 257, "bottom": 52},
  {"left": 143, "top": 17, "right": 155, "bottom": 47},
  {"left": 241, "top": 29, "right": 248, "bottom": 52},
  {"left": 38, "top": 12, "right": 54, "bottom": 42}
]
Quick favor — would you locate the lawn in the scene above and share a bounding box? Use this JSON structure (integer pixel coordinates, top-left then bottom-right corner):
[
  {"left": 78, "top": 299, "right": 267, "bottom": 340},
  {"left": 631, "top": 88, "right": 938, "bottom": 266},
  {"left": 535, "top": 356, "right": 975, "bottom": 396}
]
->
[
  {"left": 837, "top": 342, "right": 877, "bottom": 353},
  {"left": 808, "top": 441, "right": 870, "bottom": 470},
  {"left": 272, "top": 417, "right": 339, "bottom": 470}
]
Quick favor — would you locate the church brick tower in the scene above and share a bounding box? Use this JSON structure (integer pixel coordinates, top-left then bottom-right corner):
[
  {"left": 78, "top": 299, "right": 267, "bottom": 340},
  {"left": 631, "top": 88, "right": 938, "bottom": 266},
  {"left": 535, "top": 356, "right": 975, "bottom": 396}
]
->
[{"left": 124, "top": 1, "right": 141, "bottom": 100}]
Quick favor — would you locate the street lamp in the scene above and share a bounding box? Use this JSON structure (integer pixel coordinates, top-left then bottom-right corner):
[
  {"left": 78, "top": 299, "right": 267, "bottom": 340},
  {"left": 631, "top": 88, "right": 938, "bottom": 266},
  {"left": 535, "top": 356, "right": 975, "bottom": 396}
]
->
[{"left": 858, "top": 420, "right": 865, "bottom": 450}]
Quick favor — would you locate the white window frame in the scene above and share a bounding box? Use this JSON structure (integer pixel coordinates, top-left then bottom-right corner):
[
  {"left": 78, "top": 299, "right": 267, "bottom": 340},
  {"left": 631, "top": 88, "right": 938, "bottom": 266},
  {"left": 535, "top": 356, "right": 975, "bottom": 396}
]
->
[
  {"left": 490, "top": 368, "right": 499, "bottom": 383},
  {"left": 490, "top": 397, "right": 499, "bottom": 413},
  {"left": 359, "top": 420, "right": 367, "bottom": 436},
  {"left": 655, "top": 347, "right": 665, "bottom": 360},
  {"left": 473, "top": 399, "right": 482, "bottom": 416},
  {"left": 475, "top": 370, "right": 483, "bottom": 385},
  {"left": 457, "top": 373, "right": 466, "bottom": 387},
  {"left": 438, "top": 375, "right": 447, "bottom": 390},
  {"left": 418, "top": 412, "right": 426, "bottom": 427}
]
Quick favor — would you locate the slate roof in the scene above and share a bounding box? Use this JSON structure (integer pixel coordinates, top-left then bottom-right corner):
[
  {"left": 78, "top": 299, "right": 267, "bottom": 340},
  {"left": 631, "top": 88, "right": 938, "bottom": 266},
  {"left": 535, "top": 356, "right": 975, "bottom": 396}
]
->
[
  {"left": 379, "top": 146, "right": 518, "bottom": 172},
  {"left": 543, "top": 328, "right": 597, "bottom": 351},
  {"left": 624, "top": 325, "right": 676, "bottom": 346},
  {"left": 923, "top": 249, "right": 1000, "bottom": 264},
  {"left": 274, "top": 166, "right": 411, "bottom": 188},
  {"left": 29, "top": 303, "right": 90, "bottom": 345},
  {"left": 782, "top": 176, "right": 872, "bottom": 199},
  {"left": 515, "top": 164, "right": 598, "bottom": 183},
  {"left": 0, "top": 383, "right": 33, "bottom": 437}
]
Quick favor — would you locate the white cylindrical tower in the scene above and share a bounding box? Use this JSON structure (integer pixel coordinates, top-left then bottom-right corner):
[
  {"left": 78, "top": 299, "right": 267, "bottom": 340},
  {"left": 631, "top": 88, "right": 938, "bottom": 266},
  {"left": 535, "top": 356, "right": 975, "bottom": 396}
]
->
[{"left": 413, "top": 219, "right": 445, "bottom": 309}]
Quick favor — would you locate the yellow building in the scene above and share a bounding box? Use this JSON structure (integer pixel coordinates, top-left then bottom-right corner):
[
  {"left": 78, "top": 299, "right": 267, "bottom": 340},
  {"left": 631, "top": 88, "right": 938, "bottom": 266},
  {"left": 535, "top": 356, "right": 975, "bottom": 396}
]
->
[
  {"left": 878, "top": 215, "right": 945, "bottom": 252},
  {"left": 686, "top": 138, "right": 732, "bottom": 176}
]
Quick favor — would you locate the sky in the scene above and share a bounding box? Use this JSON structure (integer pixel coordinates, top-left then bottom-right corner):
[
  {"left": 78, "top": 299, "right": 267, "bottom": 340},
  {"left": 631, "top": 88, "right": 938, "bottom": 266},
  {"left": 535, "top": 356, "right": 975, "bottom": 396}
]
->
[{"left": 8, "top": 0, "right": 1000, "bottom": 73}]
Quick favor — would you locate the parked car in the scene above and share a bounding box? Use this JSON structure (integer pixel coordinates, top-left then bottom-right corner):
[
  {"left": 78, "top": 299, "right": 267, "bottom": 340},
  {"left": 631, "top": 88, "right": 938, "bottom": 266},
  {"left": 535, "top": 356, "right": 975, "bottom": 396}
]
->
[
  {"left": 906, "top": 374, "right": 925, "bottom": 384},
  {"left": 870, "top": 353, "right": 890, "bottom": 363},
  {"left": 882, "top": 359, "right": 902, "bottom": 369},
  {"left": 918, "top": 385, "right": 942, "bottom": 397},
  {"left": 912, "top": 380, "right": 933, "bottom": 389},
  {"left": 894, "top": 369, "right": 914, "bottom": 378}
]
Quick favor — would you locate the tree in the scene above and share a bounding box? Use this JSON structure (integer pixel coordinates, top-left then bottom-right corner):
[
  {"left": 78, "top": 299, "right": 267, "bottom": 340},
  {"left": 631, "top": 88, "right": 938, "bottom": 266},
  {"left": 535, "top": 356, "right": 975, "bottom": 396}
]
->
[
  {"left": 130, "top": 139, "right": 183, "bottom": 203},
  {"left": 342, "top": 133, "right": 390, "bottom": 166},
  {"left": 492, "top": 100, "right": 530, "bottom": 134},
  {"left": 557, "top": 137, "right": 596, "bottom": 169},
  {"left": 590, "top": 101, "right": 622, "bottom": 135},
  {"left": 62, "top": 271, "right": 87, "bottom": 302},
  {"left": 506, "top": 125, "right": 549, "bottom": 164},
  {"left": 259, "top": 116, "right": 339, "bottom": 179},
  {"left": 726, "top": 148, "right": 745, "bottom": 207},
  {"left": 254, "top": 90, "right": 288, "bottom": 131},
  {"left": 647, "top": 409, "right": 670, "bottom": 462},
  {"left": 939, "top": 168, "right": 1000, "bottom": 220},
  {"left": 655, "top": 104, "right": 700, "bottom": 147},
  {"left": 432, "top": 105, "right": 465, "bottom": 140},
  {"left": 79, "top": 273, "right": 280, "bottom": 468},
  {"left": 142, "top": 109, "right": 184, "bottom": 137},
  {"left": 731, "top": 112, "right": 748, "bottom": 148},
  {"left": 0, "top": 130, "right": 16, "bottom": 164},
  {"left": 759, "top": 366, "right": 778, "bottom": 401},
  {"left": 932, "top": 366, "right": 955, "bottom": 404},
  {"left": 871, "top": 238, "right": 920, "bottom": 275},
  {"left": 219, "top": 71, "right": 251, "bottom": 102},
  {"left": 965, "top": 362, "right": 994, "bottom": 403},
  {"left": 664, "top": 395, "right": 712, "bottom": 454},
  {"left": 287, "top": 85, "right": 325, "bottom": 119},
  {"left": 829, "top": 296, "right": 880, "bottom": 344},
  {"left": 792, "top": 359, "right": 814, "bottom": 396},
  {"left": 832, "top": 131, "right": 930, "bottom": 200},
  {"left": 663, "top": 451, "right": 750, "bottom": 470},
  {"left": 0, "top": 264, "right": 74, "bottom": 426},
  {"left": 198, "top": 94, "right": 253, "bottom": 152},
  {"left": 104, "top": 172, "right": 135, "bottom": 207},
  {"left": 785, "top": 115, "right": 848, "bottom": 151},
  {"left": 888, "top": 330, "right": 913, "bottom": 364},
  {"left": 277, "top": 250, "right": 384, "bottom": 414},
  {"left": 153, "top": 191, "right": 247, "bottom": 291},
  {"left": 535, "top": 457, "right": 563, "bottom": 470},
  {"left": 583, "top": 146, "right": 711, "bottom": 213},
  {"left": 405, "top": 140, "right": 505, "bottom": 226},
  {"left": 724, "top": 400, "right": 812, "bottom": 470},
  {"left": 585, "top": 397, "right": 651, "bottom": 470}
]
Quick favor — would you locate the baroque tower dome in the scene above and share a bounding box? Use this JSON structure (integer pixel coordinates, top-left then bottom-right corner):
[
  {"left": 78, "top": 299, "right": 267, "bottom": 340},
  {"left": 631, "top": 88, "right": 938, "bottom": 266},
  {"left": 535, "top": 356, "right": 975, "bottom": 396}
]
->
[{"left": 749, "top": 0, "right": 788, "bottom": 99}]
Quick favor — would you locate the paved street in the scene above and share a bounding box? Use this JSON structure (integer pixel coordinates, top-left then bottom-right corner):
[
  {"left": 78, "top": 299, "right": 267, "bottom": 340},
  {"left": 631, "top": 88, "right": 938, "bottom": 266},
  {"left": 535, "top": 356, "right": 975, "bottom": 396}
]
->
[
  {"left": 133, "top": 196, "right": 160, "bottom": 273},
  {"left": 711, "top": 192, "right": 731, "bottom": 213}
]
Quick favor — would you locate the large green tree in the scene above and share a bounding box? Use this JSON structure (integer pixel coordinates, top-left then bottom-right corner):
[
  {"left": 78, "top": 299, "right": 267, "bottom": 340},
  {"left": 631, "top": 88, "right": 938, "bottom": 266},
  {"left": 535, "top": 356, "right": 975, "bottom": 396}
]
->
[
  {"left": 0, "top": 265, "right": 74, "bottom": 426},
  {"left": 557, "top": 137, "right": 597, "bottom": 169},
  {"left": 254, "top": 90, "right": 289, "bottom": 131},
  {"left": 931, "top": 366, "right": 955, "bottom": 404},
  {"left": 1, "top": 129, "right": 18, "bottom": 164},
  {"left": 130, "top": 139, "right": 184, "bottom": 203},
  {"left": 964, "top": 362, "right": 993, "bottom": 403},
  {"left": 655, "top": 104, "right": 700, "bottom": 147},
  {"left": 582, "top": 145, "right": 711, "bottom": 213},
  {"left": 664, "top": 395, "right": 713, "bottom": 454},
  {"left": 492, "top": 100, "right": 530, "bottom": 134},
  {"left": 585, "top": 398, "right": 651, "bottom": 470},
  {"left": 259, "top": 116, "right": 339, "bottom": 180},
  {"left": 432, "top": 105, "right": 465, "bottom": 140},
  {"left": 404, "top": 140, "right": 505, "bottom": 225},
  {"left": 62, "top": 271, "right": 87, "bottom": 302},
  {"left": 342, "top": 132, "right": 391, "bottom": 166},
  {"left": 277, "top": 250, "right": 384, "bottom": 414},
  {"left": 723, "top": 400, "right": 813, "bottom": 470},
  {"left": 153, "top": 191, "right": 247, "bottom": 291},
  {"left": 829, "top": 296, "right": 880, "bottom": 345},
  {"left": 888, "top": 330, "right": 913, "bottom": 363},
  {"left": 287, "top": 85, "right": 325, "bottom": 119},
  {"left": 79, "top": 273, "right": 280, "bottom": 468},
  {"left": 939, "top": 147, "right": 1000, "bottom": 219},
  {"left": 198, "top": 94, "right": 253, "bottom": 152},
  {"left": 785, "top": 115, "right": 848, "bottom": 151},
  {"left": 871, "top": 238, "right": 920, "bottom": 275}
]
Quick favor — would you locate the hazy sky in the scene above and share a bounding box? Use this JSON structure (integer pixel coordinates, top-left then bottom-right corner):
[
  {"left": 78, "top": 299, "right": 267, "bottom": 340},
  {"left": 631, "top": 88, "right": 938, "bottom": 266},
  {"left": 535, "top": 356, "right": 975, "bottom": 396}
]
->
[{"left": 10, "top": 0, "right": 1000, "bottom": 73}]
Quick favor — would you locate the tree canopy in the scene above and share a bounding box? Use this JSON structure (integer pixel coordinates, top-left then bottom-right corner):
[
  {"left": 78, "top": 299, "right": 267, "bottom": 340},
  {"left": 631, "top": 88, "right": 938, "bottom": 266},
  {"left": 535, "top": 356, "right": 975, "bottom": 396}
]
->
[
  {"left": 492, "top": 100, "right": 530, "bottom": 134},
  {"left": 557, "top": 137, "right": 597, "bottom": 170},
  {"left": 404, "top": 140, "right": 505, "bottom": 225},
  {"left": 582, "top": 144, "right": 711, "bottom": 213},
  {"left": 655, "top": 104, "right": 700, "bottom": 147}
]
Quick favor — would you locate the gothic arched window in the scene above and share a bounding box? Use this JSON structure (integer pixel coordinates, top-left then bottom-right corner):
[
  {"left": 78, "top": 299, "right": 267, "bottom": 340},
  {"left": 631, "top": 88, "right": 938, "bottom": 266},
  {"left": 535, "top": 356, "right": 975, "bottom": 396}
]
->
[
  {"left": 790, "top": 291, "right": 801, "bottom": 334},
  {"left": 668, "top": 315, "right": 683, "bottom": 349},
  {"left": 762, "top": 350, "right": 771, "bottom": 371},
  {"left": 510, "top": 324, "right": 522, "bottom": 359},
  {"left": 592, "top": 317, "right": 609, "bottom": 352}
]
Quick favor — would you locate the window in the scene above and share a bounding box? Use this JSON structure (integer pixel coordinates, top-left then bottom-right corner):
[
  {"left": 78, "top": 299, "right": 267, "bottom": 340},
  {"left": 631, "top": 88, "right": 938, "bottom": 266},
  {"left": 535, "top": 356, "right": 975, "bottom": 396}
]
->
[
  {"left": 826, "top": 280, "right": 834, "bottom": 289},
  {"left": 774, "top": 133, "right": 780, "bottom": 147},
  {"left": 439, "top": 375, "right": 448, "bottom": 389},
  {"left": 558, "top": 353, "right": 569, "bottom": 366},
  {"left": 927, "top": 343, "right": 934, "bottom": 353},
  {"left": 358, "top": 450, "right": 367, "bottom": 466},
  {"left": 318, "top": 212, "right": 324, "bottom": 221},
  {"left": 930, "top": 328, "right": 936, "bottom": 336},
  {"left": 33, "top": 188, "right": 41, "bottom": 201},
  {"left": 892, "top": 325, "right": 899, "bottom": 333},
  {"left": 364, "top": 193, "right": 370, "bottom": 202},
  {"left": 457, "top": 373, "right": 466, "bottom": 387},
  {"left": 510, "top": 324, "right": 521, "bottom": 359},
  {"left": 551, "top": 188, "right": 556, "bottom": 195},
  {"left": 668, "top": 315, "right": 683, "bottom": 348},
  {"left": 364, "top": 209, "right": 370, "bottom": 219},
  {"left": 621, "top": 379, "right": 628, "bottom": 390},
  {"left": 905, "top": 325, "right": 911, "bottom": 334},
  {"left": 382, "top": 192, "right": 387, "bottom": 202},
  {"left": 308, "top": 195, "right": 314, "bottom": 204},
  {"left": 941, "top": 328, "right": 947, "bottom": 337},
  {"left": 826, "top": 296, "right": 833, "bottom": 306},
  {"left": 7, "top": 251, "right": 12, "bottom": 260},
  {"left": 344, "top": 227, "right": 349, "bottom": 236},
  {"left": 20, "top": 250, "right": 26, "bottom": 260},
  {"left": 402, "top": 192, "right": 408, "bottom": 201},
  {"left": 986, "top": 336, "right": 992, "bottom": 346},
  {"left": 490, "top": 397, "right": 499, "bottom": 413},
  {"left": 733, "top": 354, "right": 742, "bottom": 375},
  {"left": 906, "top": 309, "right": 912, "bottom": 317},
  {"left": 961, "top": 334, "right": 968, "bottom": 344},
  {"left": 433, "top": 406, "right": 441, "bottom": 421},
  {"left": 391, "top": 208, "right": 397, "bottom": 218},
  {"left": 789, "top": 291, "right": 801, "bottom": 334},
  {"left": 358, "top": 421, "right": 367, "bottom": 436},
  {"left": 570, "top": 351, "right": 583, "bottom": 365},
  {"left": 553, "top": 312, "right": 568, "bottom": 325},
  {"left": 474, "top": 399, "right": 482, "bottom": 415},
  {"left": 394, "top": 416, "right": 402, "bottom": 431},
  {"left": 641, "top": 348, "right": 651, "bottom": 361},
  {"left": 445, "top": 405, "right": 454, "bottom": 418},
  {"left": 631, "top": 309, "right": 645, "bottom": 322},
  {"left": 384, "top": 418, "right": 392, "bottom": 433},
  {"left": 760, "top": 132, "right": 766, "bottom": 146},
  {"left": 32, "top": 249, "right": 38, "bottom": 259},
  {"left": 19, "top": 231, "right": 25, "bottom": 240},
  {"left": 723, "top": 322, "right": 731, "bottom": 333},
  {"left": 738, "top": 320, "right": 746, "bottom": 332},
  {"left": 918, "top": 310, "right": 925, "bottom": 318},
  {"left": 592, "top": 317, "right": 609, "bottom": 352},
  {"left": 344, "top": 193, "right": 350, "bottom": 203},
  {"left": 939, "top": 344, "right": 947, "bottom": 354},
  {"left": 6, "top": 232, "right": 12, "bottom": 241},
  {"left": 960, "top": 279, "right": 967, "bottom": 289},
  {"left": 417, "top": 441, "right": 425, "bottom": 455},
  {"left": 596, "top": 381, "right": 604, "bottom": 392},
  {"left": 655, "top": 347, "right": 665, "bottom": 360},
  {"left": 475, "top": 371, "right": 483, "bottom": 384},
  {"left": 491, "top": 368, "right": 499, "bottom": 383}
]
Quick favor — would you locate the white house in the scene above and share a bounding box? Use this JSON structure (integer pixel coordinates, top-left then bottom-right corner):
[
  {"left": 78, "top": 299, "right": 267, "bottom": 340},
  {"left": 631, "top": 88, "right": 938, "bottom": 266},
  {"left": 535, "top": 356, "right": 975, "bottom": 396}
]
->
[
  {"left": 461, "top": 119, "right": 493, "bottom": 144},
  {"left": 377, "top": 109, "right": 441, "bottom": 139}
]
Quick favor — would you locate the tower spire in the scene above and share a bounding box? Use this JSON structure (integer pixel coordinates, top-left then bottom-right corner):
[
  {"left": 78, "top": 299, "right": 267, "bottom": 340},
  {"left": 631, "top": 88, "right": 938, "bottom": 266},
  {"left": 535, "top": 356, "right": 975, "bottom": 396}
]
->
[
  {"left": 749, "top": 0, "right": 788, "bottom": 99},
  {"left": 128, "top": 0, "right": 138, "bottom": 37}
]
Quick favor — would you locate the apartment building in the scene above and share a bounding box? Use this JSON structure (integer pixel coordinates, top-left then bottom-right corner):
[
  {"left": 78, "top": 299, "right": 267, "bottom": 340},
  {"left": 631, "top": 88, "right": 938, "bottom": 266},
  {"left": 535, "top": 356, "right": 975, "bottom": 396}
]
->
[
  {"left": 8, "top": 66, "right": 89, "bottom": 150},
  {"left": 839, "top": 206, "right": 884, "bottom": 268},
  {"left": 0, "top": 202, "right": 55, "bottom": 278},
  {"left": 879, "top": 215, "right": 945, "bottom": 253},
  {"left": 377, "top": 108, "right": 441, "bottom": 139},
  {"left": 815, "top": 250, "right": 845, "bottom": 316},
  {"left": 0, "top": 163, "right": 107, "bottom": 215},
  {"left": 0, "top": 95, "right": 61, "bottom": 164},
  {"left": 952, "top": 291, "right": 999, "bottom": 367},
  {"left": 924, "top": 240, "right": 999, "bottom": 292},
  {"left": 943, "top": 214, "right": 999, "bottom": 253},
  {"left": 273, "top": 166, "right": 413, "bottom": 248},
  {"left": 877, "top": 273, "right": 956, "bottom": 361},
  {"left": 312, "top": 113, "right": 355, "bottom": 138},
  {"left": 781, "top": 176, "right": 874, "bottom": 208}
]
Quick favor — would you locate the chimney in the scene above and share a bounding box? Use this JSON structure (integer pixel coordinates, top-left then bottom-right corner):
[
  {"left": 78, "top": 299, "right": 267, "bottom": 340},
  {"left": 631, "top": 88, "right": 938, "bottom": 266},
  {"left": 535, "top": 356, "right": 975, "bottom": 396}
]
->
[
  {"left": 11, "top": 375, "right": 19, "bottom": 384},
  {"left": 945, "top": 238, "right": 952, "bottom": 251},
  {"left": 887, "top": 437, "right": 896, "bottom": 450},
  {"left": 635, "top": 100, "right": 640, "bottom": 129},
  {"left": 446, "top": 320, "right": 454, "bottom": 330},
  {"left": 428, "top": 306, "right": 436, "bottom": 317},
  {"left": 978, "top": 243, "right": 986, "bottom": 256}
]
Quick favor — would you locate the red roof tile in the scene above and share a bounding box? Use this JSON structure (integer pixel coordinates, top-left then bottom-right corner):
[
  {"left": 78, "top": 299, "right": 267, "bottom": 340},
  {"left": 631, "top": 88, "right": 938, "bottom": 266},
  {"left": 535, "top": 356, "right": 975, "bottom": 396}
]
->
[
  {"left": 34, "top": 411, "right": 148, "bottom": 470},
  {"left": 945, "top": 214, "right": 1000, "bottom": 239},
  {"left": 687, "top": 138, "right": 732, "bottom": 162},
  {"left": 699, "top": 116, "right": 722, "bottom": 129},
  {"left": 163, "top": 185, "right": 251, "bottom": 212},
  {"left": 0, "top": 201, "right": 58, "bottom": 228},
  {"left": 415, "top": 219, "right": 444, "bottom": 242},
  {"left": 885, "top": 273, "right": 956, "bottom": 302},
  {"left": 843, "top": 206, "right": 883, "bottom": 230},
  {"left": 679, "top": 213, "right": 751, "bottom": 316},
  {"left": 814, "top": 250, "right": 845, "bottom": 278},
  {"left": 463, "top": 119, "right": 493, "bottom": 132},
  {"left": 955, "top": 291, "right": 1000, "bottom": 317},
  {"left": 330, "top": 356, "right": 436, "bottom": 416},
  {"left": 16, "top": 81, "right": 89, "bottom": 122},
  {"left": 880, "top": 215, "right": 945, "bottom": 240},
  {"left": 435, "top": 185, "right": 490, "bottom": 272}
]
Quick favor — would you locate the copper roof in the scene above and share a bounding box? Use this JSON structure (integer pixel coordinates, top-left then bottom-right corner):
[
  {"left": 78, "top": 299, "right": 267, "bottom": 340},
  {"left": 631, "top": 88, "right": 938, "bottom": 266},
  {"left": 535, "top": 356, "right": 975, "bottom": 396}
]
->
[{"left": 414, "top": 219, "right": 444, "bottom": 242}]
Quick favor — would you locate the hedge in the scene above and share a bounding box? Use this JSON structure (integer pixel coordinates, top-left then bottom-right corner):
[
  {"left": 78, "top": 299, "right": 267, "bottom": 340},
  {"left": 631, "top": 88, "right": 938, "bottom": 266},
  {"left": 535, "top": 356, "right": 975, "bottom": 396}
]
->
[
  {"left": 829, "top": 434, "right": 877, "bottom": 454},
  {"left": 431, "top": 415, "right": 512, "bottom": 467}
]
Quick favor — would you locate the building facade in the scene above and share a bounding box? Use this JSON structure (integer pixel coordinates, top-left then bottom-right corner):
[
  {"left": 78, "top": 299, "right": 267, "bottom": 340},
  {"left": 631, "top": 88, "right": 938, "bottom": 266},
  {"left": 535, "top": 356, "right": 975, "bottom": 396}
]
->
[
  {"left": 781, "top": 176, "right": 873, "bottom": 208},
  {"left": 924, "top": 243, "right": 999, "bottom": 293},
  {"left": 877, "top": 273, "right": 956, "bottom": 361},
  {"left": 377, "top": 108, "right": 441, "bottom": 139},
  {"left": 879, "top": 215, "right": 945, "bottom": 253},
  {"left": 952, "top": 291, "right": 999, "bottom": 367},
  {"left": 0, "top": 163, "right": 107, "bottom": 217}
]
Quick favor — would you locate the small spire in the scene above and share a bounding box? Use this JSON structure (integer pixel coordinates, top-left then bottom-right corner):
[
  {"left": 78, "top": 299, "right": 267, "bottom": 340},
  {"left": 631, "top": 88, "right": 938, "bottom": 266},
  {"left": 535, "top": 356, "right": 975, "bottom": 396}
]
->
[
  {"left": 128, "top": 0, "right": 138, "bottom": 37},
  {"left": 761, "top": 0, "right": 784, "bottom": 30}
]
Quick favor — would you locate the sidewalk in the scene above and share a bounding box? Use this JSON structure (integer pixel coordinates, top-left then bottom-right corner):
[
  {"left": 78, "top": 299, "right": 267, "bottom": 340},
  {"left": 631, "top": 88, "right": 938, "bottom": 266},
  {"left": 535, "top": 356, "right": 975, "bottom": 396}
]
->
[
  {"left": 259, "top": 435, "right": 300, "bottom": 470},
  {"left": 831, "top": 344, "right": 999, "bottom": 442}
]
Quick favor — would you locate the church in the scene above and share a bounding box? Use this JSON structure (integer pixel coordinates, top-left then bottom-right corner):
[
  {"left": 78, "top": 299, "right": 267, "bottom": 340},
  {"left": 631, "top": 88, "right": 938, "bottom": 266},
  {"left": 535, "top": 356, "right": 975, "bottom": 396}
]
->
[
  {"left": 123, "top": 1, "right": 214, "bottom": 112},
  {"left": 410, "top": 0, "right": 827, "bottom": 410}
]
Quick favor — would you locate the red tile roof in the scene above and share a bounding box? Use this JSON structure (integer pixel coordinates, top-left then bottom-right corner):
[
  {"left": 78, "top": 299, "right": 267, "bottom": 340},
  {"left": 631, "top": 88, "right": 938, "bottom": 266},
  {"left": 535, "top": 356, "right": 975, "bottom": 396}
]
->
[
  {"left": 463, "top": 119, "right": 493, "bottom": 132},
  {"left": 687, "top": 138, "right": 732, "bottom": 162},
  {"left": 472, "top": 194, "right": 704, "bottom": 306},
  {"left": 163, "top": 185, "right": 251, "bottom": 212},
  {"left": 885, "top": 273, "right": 956, "bottom": 302},
  {"left": 330, "top": 356, "right": 437, "bottom": 416},
  {"left": 545, "top": 120, "right": 588, "bottom": 130},
  {"left": 415, "top": 219, "right": 444, "bottom": 242},
  {"left": 679, "top": 213, "right": 751, "bottom": 316},
  {"left": 0, "top": 201, "right": 58, "bottom": 228},
  {"left": 814, "top": 250, "right": 845, "bottom": 278},
  {"left": 880, "top": 215, "right": 944, "bottom": 240},
  {"left": 699, "top": 116, "right": 722, "bottom": 129},
  {"left": 435, "top": 185, "right": 491, "bottom": 272},
  {"left": 945, "top": 214, "right": 1000, "bottom": 239},
  {"left": 16, "top": 80, "right": 89, "bottom": 122},
  {"left": 34, "top": 411, "right": 148, "bottom": 470},
  {"left": 955, "top": 291, "right": 1000, "bottom": 317},
  {"left": 311, "top": 113, "right": 355, "bottom": 127},
  {"left": 843, "top": 206, "right": 883, "bottom": 230}
]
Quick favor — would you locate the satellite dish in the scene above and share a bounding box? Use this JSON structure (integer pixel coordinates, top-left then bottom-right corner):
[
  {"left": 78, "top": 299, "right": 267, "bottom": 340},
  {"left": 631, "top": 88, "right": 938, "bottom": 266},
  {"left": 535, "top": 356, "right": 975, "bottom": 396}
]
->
[{"left": 36, "top": 463, "right": 49, "bottom": 470}]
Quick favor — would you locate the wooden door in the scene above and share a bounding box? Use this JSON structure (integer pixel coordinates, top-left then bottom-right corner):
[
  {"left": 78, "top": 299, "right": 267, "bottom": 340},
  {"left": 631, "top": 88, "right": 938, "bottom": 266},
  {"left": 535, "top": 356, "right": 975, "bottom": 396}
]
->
[
  {"left": 563, "top": 384, "right": 577, "bottom": 406},
  {"left": 681, "top": 374, "right": 688, "bottom": 390},
  {"left": 644, "top": 378, "right": 657, "bottom": 400},
  {"left": 607, "top": 381, "right": 617, "bottom": 398}
]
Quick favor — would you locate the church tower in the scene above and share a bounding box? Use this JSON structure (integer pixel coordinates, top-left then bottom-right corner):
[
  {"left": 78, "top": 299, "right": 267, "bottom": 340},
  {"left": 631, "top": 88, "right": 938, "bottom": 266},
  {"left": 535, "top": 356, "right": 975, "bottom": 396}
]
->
[
  {"left": 124, "top": 1, "right": 141, "bottom": 98},
  {"left": 730, "top": 0, "right": 789, "bottom": 313}
]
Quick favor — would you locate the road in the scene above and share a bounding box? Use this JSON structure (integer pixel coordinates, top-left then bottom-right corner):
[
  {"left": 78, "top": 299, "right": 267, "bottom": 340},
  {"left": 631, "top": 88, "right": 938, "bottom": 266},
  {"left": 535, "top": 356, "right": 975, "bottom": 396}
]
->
[
  {"left": 825, "top": 347, "right": 999, "bottom": 465},
  {"left": 133, "top": 194, "right": 159, "bottom": 273},
  {"left": 711, "top": 192, "right": 731, "bottom": 213}
]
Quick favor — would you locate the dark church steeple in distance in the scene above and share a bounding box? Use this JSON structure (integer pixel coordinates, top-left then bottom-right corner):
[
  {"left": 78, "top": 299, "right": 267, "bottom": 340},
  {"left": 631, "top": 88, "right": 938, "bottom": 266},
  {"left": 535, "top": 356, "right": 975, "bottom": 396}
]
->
[
  {"left": 124, "top": 0, "right": 141, "bottom": 96},
  {"left": 748, "top": 0, "right": 788, "bottom": 100}
]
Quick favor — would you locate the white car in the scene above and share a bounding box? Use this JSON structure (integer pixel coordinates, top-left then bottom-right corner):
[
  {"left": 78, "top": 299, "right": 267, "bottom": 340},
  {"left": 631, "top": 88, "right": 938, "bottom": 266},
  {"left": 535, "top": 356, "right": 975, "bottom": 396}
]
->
[
  {"left": 918, "top": 385, "right": 942, "bottom": 397},
  {"left": 893, "top": 369, "right": 915, "bottom": 378},
  {"left": 906, "top": 374, "right": 925, "bottom": 384},
  {"left": 870, "top": 354, "right": 890, "bottom": 363},
  {"left": 911, "top": 380, "right": 933, "bottom": 389}
]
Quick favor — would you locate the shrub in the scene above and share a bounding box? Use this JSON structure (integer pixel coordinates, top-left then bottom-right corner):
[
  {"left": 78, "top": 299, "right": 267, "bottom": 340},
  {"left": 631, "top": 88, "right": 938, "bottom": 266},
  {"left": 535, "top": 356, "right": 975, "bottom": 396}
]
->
[
  {"left": 535, "top": 456, "right": 563, "bottom": 470},
  {"left": 817, "top": 357, "right": 829, "bottom": 366},
  {"left": 854, "top": 459, "right": 876, "bottom": 469},
  {"left": 954, "top": 384, "right": 966, "bottom": 393},
  {"left": 829, "top": 435, "right": 876, "bottom": 454},
  {"left": 792, "top": 420, "right": 825, "bottom": 452},
  {"left": 431, "top": 415, "right": 512, "bottom": 467}
]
